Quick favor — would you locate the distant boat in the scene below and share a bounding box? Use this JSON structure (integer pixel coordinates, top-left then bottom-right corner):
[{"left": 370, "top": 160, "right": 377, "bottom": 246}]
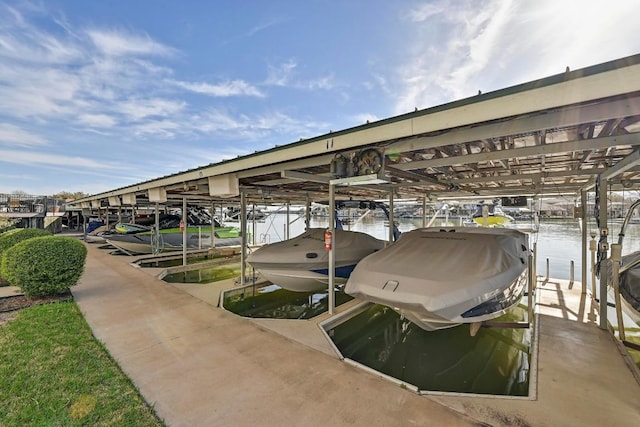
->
[
  {"left": 345, "top": 227, "right": 530, "bottom": 331},
  {"left": 105, "top": 215, "right": 242, "bottom": 255},
  {"left": 472, "top": 202, "right": 514, "bottom": 226},
  {"left": 247, "top": 228, "right": 385, "bottom": 292},
  {"left": 223, "top": 206, "right": 267, "bottom": 222}
]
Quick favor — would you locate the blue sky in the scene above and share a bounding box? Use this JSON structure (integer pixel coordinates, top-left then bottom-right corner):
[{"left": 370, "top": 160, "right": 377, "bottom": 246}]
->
[{"left": 1, "top": 0, "right": 640, "bottom": 196}]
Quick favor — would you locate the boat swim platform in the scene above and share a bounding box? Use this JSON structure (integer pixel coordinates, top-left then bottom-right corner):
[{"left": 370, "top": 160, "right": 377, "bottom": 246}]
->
[{"left": 73, "top": 239, "right": 640, "bottom": 426}]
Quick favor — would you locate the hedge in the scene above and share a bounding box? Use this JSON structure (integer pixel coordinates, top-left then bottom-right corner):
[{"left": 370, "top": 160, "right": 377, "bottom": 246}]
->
[
  {"left": 0, "top": 228, "right": 52, "bottom": 283},
  {"left": 1, "top": 236, "right": 87, "bottom": 297},
  {"left": 0, "top": 228, "right": 51, "bottom": 260}
]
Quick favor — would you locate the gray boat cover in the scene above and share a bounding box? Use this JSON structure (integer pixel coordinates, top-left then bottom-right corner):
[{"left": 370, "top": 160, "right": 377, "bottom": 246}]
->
[
  {"left": 611, "top": 252, "right": 640, "bottom": 319},
  {"left": 345, "top": 227, "right": 529, "bottom": 321}
]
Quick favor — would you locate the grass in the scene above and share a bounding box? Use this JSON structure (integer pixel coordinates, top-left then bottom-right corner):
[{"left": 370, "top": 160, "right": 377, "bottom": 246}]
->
[{"left": 0, "top": 302, "right": 164, "bottom": 426}]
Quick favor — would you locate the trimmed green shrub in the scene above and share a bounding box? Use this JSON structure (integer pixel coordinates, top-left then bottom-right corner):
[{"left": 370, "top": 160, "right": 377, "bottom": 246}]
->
[
  {"left": 1, "top": 236, "right": 87, "bottom": 297},
  {"left": 0, "top": 228, "right": 51, "bottom": 283},
  {"left": 0, "top": 228, "right": 51, "bottom": 260}
]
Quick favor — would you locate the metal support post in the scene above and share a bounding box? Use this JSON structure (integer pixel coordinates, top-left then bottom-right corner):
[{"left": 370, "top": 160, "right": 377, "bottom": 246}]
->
[
  {"left": 328, "top": 184, "right": 336, "bottom": 315},
  {"left": 154, "top": 202, "right": 160, "bottom": 255},
  {"left": 211, "top": 202, "right": 216, "bottom": 248},
  {"left": 240, "top": 191, "right": 247, "bottom": 286},
  {"left": 570, "top": 260, "right": 575, "bottom": 284},
  {"left": 286, "top": 202, "right": 290, "bottom": 240},
  {"left": 533, "top": 242, "right": 537, "bottom": 284},
  {"left": 581, "top": 190, "right": 588, "bottom": 294},
  {"left": 611, "top": 243, "right": 626, "bottom": 340},
  {"left": 388, "top": 191, "right": 395, "bottom": 244},
  {"left": 252, "top": 203, "right": 257, "bottom": 246},
  {"left": 546, "top": 258, "right": 549, "bottom": 280},
  {"left": 182, "top": 197, "right": 187, "bottom": 266},
  {"left": 528, "top": 254, "right": 534, "bottom": 325},
  {"left": 305, "top": 196, "right": 311, "bottom": 230},
  {"left": 590, "top": 235, "right": 597, "bottom": 299},
  {"left": 422, "top": 196, "right": 427, "bottom": 228},
  {"left": 598, "top": 176, "right": 609, "bottom": 329}
]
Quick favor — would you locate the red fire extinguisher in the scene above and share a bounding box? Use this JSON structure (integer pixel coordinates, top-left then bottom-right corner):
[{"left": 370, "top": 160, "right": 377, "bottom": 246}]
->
[
  {"left": 324, "top": 229, "right": 332, "bottom": 251},
  {"left": 179, "top": 220, "right": 185, "bottom": 232}
]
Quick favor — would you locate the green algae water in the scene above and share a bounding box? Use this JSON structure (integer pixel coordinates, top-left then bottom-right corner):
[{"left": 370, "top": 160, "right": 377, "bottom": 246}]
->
[
  {"left": 618, "top": 329, "right": 640, "bottom": 370},
  {"left": 139, "top": 255, "right": 221, "bottom": 268},
  {"left": 163, "top": 263, "right": 242, "bottom": 284},
  {"left": 328, "top": 304, "right": 531, "bottom": 396},
  {"left": 223, "top": 284, "right": 353, "bottom": 319}
]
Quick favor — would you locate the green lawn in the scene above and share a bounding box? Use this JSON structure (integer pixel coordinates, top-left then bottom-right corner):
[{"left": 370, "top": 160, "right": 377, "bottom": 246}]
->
[{"left": 0, "top": 302, "right": 164, "bottom": 426}]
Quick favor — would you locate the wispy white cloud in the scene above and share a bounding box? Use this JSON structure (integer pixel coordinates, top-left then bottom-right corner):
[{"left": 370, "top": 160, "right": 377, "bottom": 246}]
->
[
  {"left": 265, "top": 59, "right": 297, "bottom": 86},
  {"left": 246, "top": 19, "right": 282, "bottom": 37},
  {"left": 392, "top": 0, "right": 640, "bottom": 114},
  {"left": 393, "top": 0, "right": 514, "bottom": 113},
  {"left": 170, "top": 79, "right": 264, "bottom": 97},
  {"left": 0, "top": 123, "right": 47, "bottom": 146},
  {"left": 0, "top": 148, "right": 125, "bottom": 170},
  {"left": 298, "top": 75, "right": 335, "bottom": 91},
  {"left": 117, "top": 98, "right": 187, "bottom": 121},
  {"left": 265, "top": 59, "right": 335, "bottom": 91},
  {"left": 187, "top": 108, "right": 328, "bottom": 143},
  {"left": 77, "top": 114, "right": 117, "bottom": 128},
  {"left": 132, "top": 119, "right": 182, "bottom": 138},
  {"left": 0, "top": 3, "right": 83, "bottom": 65},
  {"left": 86, "top": 29, "right": 177, "bottom": 58}
]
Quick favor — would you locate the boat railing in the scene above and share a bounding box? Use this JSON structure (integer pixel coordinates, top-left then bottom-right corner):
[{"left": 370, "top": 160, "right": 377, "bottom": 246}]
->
[
  {"left": 617, "top": 199, "right": 640, "bottom": 246},
  {"left": 259, "top": 233, "right": 271, "bottom": 244}
]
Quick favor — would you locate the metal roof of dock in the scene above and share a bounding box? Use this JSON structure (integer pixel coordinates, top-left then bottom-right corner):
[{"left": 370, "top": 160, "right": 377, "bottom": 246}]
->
[{"left": 70, "top": 53, "right": 640, "bottom": 208}]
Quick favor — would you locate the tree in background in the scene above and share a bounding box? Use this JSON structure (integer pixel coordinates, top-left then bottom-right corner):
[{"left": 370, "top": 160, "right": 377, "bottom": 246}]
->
[{"left": 50, "top": 191, "right": 89, "bottom": 201}]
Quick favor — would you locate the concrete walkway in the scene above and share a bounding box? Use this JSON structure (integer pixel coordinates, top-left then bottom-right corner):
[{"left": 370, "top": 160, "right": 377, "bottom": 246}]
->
[
  {"left": 0, "top": 285, "right": 22, "bottom": 298},
  {"left": 74, "top": 240, "right": 640, "bottom": 426}
]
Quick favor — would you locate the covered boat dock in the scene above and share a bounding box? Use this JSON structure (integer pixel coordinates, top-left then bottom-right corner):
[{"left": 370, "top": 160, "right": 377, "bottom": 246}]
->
[{"left": 68, "top": 54, "right": 640, "bottom": 424}]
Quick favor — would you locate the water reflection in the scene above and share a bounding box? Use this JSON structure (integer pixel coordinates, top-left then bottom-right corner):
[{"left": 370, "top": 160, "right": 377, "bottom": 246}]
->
[
  {"left": 329, "top": 304, "right": 531, "bottom": 396},
  {"left": 163, "top": 263, "right": 242, "bottom": 284},
  {"left": 223, "top": 284, "right": 353, "bottom": 319},
  {"left": 138, "top": 255, "right": 217, "bottom": 268}
]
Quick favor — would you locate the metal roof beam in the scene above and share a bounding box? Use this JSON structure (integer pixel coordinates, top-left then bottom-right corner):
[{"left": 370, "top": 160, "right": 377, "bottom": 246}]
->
[
  {"left": 450, "top": 168, "right": 602, "bottom": 184},
  {"left": 388, "top": 95, "right": 640, "bottom": 154},
  {"left": 600, "top": 148, "right": 640, "bottom": 180},
  {"left": 281, "top": 170, "right": 331, "bottom": 184},
  {"left": 393, "top": 133, "right": 640, "bottom": 170}
]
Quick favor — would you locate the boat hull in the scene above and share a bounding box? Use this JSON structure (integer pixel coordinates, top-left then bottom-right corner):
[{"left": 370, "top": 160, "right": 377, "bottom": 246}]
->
[
  {"left": 346, "top": 227, "right": 530, "bottom": 331},
  {"left": 472, "top": 214, "right": 513, "bottom": 226},
  {"left": 106, "top": 227, "right": 242, "bottom": 254},
  {"left": 256, "top": 266, "right": 354, "bottom": 292},
  {"left": 247, "top": 228, "right": 385, "bottom": 292}
]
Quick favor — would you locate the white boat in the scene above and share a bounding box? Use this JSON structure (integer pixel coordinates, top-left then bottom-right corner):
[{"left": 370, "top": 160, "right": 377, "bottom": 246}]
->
[
  {"left": 247, "top": 228, "right": 385, "bottom": 292},
  {"left": 345, "top": 227, "right": 530, "bottom": 331}
]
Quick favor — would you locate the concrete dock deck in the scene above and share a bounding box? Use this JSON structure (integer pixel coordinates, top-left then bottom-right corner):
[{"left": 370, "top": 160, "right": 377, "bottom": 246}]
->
[{"left": 73, "top": 240, "right": 640, "bottom": 426}]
